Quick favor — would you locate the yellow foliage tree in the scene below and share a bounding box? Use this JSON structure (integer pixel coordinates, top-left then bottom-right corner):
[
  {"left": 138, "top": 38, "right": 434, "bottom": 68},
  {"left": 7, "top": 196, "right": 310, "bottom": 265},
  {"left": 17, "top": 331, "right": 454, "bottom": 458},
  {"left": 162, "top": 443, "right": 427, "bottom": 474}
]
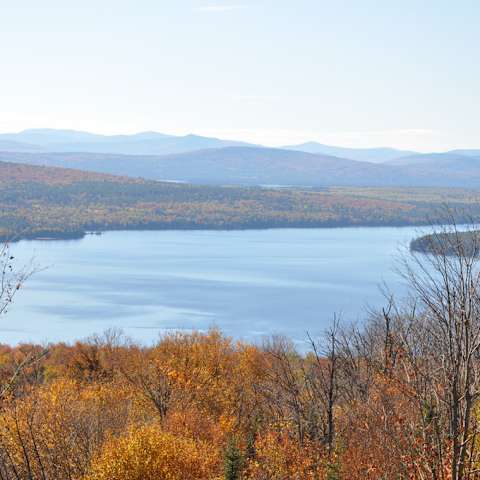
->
[
  {"left": 245, "top": 430, "right": 327, "bottom": 480},
  {"left": 86, "top": 424, "right": 221, "bottom": 480},
  {"left": 0, "top": 378, "right": 131, "bottom": 479}
]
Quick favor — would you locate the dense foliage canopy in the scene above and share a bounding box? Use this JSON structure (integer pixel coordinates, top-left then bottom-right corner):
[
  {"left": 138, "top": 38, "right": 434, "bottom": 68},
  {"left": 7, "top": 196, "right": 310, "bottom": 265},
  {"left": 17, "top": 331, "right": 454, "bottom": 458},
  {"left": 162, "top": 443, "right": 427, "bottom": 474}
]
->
[{"left": 2, "top": 160, "right": 480, "bottom": 241}]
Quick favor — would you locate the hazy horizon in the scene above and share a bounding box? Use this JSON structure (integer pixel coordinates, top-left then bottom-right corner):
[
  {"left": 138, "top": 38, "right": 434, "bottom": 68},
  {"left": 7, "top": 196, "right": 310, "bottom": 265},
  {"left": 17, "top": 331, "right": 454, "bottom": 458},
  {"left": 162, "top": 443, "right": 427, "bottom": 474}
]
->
[
  {"left": 0, "top": 126, "right": 478, "bottom": 154},
  {"left": 2, "top": 1, "right": 479, "bottom": 152}
]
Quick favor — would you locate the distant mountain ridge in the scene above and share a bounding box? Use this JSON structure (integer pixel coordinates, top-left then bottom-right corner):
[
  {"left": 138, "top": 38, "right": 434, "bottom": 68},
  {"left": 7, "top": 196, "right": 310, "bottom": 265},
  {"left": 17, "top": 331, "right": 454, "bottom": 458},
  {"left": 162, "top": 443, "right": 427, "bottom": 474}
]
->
[
  {"left": 0, "top": 129, "right": 255, "bottom": 156},
  {"left": 1, "top": 129, "right": 480, "bottom": 188},
  {"left": 1, "top": 128, "right": 479, "bottom": 166},
  {"left": 282, "top": 141, "right": 417, "bottom": 163},
  {"left": 387, "top": 152, "right": 478, "bottom": 167},
  {"left": 0, "top": 139, "right": 46, "bottom": 152},
  {"left": 450, "top": 149, "right": 480, "bottom": 158}
]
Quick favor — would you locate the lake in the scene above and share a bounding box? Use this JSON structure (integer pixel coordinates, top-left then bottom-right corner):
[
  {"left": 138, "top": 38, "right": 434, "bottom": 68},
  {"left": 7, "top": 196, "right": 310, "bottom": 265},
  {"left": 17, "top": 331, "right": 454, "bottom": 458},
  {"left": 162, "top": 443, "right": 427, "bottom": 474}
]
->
[{"left": 4, "top": 227, "right": 426, "bottom": 348}]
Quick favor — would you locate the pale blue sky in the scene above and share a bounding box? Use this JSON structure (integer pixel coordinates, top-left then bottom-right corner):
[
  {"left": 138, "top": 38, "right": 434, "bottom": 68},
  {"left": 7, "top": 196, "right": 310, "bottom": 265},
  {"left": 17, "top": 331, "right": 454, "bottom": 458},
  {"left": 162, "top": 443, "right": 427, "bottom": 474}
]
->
[{"left": 1, "top": 1, "right": 479, "bottom": 151}]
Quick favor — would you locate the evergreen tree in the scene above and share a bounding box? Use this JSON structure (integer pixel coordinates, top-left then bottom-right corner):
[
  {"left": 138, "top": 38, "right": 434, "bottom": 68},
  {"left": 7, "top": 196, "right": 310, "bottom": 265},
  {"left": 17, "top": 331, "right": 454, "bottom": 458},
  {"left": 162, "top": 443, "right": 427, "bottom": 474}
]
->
[{"left": 224, "top": 437, "right": 244, "bottom": 480}]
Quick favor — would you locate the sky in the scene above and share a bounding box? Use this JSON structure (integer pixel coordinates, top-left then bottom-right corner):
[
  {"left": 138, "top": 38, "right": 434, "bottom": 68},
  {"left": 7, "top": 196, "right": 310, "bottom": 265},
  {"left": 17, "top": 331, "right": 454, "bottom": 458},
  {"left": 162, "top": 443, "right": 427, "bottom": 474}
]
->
[{"left": 1, "top": 0, "right": 479, "bottom": 151}]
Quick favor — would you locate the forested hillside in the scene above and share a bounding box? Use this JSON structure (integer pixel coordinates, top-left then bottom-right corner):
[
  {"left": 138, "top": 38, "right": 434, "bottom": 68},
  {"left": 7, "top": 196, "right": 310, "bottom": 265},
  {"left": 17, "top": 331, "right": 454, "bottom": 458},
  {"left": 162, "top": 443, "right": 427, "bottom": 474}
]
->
[{"left": 2, "top": 160, "right": 480, "bottom": 241}]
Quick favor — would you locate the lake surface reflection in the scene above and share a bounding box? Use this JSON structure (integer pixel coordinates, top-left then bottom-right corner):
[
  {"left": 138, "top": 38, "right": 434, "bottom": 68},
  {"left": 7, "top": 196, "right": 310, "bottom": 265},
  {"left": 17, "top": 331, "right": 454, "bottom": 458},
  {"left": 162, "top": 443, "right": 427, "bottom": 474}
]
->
[{"left": 5, "top": 227, "right": 426, "bottom": 348}]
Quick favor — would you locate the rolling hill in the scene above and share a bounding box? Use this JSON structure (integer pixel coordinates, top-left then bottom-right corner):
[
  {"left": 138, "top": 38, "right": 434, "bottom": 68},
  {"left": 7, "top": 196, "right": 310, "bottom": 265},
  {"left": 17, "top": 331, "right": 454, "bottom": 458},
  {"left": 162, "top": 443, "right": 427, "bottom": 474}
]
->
[
  {"left": 4, "top": 146, "right": 480, "bottom": 188},
  {"left": 2, "top": 159, "right": 480, "bottom": 241},
  {"left": 386, "top": 152, "right": 475, "bottom": 167},
  {"left": 0, "top": 139, "right": 45, "bottom": 152},
  {"left": 0, "top": 147, "right": 414, "bottom": 187},
  {"left": 386, "top": 152, "right": 480, "bottom": 183},
  {"left": 283, "top": 142, "right": 416, "bottom": 163},
  {"left": 451, "top": 149, "right": 480, "bottom": 158}
]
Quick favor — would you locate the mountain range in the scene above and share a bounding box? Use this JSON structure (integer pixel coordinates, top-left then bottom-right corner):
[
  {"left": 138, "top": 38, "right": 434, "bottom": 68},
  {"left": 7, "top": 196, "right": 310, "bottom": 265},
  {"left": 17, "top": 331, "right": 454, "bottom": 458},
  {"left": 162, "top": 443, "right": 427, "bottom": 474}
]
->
[
  {"left": 0, "top": 129, "right": 254, "bottom": 156},
  {"left": 1, "top": 128, "right": 480, "bottom": 188}
]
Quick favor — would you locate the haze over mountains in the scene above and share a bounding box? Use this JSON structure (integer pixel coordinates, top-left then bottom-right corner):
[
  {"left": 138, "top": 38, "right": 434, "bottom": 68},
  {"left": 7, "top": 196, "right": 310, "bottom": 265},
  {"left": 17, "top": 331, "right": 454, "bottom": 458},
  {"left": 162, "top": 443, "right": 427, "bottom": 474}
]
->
[
  {"left": 282, "top": 141, "right": 417, "bottom": 163},
  {"left": 0, "top": 148, "right": 405, "bottom": 187},
  {"left": 0, "top": 129, "right": 254, "bottom": 156},
  {"left": 1, "top": 128, "right": 480, "bottom": 188}
]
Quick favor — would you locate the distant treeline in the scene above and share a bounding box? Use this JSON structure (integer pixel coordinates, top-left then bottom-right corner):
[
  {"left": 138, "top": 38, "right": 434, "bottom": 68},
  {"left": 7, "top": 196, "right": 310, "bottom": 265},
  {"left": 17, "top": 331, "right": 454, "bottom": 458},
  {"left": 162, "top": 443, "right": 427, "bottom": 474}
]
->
[
  {"left": 411, "top": 229, "right": 480, "bottom": 256},
  {"left": 2, "top": 160, "right": 480, "bottom": 241}
]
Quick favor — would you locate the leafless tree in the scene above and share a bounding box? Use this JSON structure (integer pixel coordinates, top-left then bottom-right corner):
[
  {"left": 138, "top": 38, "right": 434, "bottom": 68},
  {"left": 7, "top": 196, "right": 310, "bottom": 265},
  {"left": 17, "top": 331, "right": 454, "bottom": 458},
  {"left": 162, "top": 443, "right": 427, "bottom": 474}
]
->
[
  {"left": 0, "top": 241, "right": 44, "bottom": 400},
  {"left": 0, "top": 242, "right": 33, "bottom": 316},
  {"left": 306, "top": 317, "right": 340, "bottom": 457},
  {"left": 399, "top": 222, "right": 480, "bottom": 480}
]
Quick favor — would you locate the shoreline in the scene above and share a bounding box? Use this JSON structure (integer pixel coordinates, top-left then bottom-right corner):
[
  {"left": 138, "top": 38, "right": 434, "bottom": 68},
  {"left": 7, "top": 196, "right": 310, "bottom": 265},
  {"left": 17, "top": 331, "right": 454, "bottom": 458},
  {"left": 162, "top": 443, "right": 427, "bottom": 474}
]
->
[{"left": 1, "top": 221, "right": 443, "bottom": 244}]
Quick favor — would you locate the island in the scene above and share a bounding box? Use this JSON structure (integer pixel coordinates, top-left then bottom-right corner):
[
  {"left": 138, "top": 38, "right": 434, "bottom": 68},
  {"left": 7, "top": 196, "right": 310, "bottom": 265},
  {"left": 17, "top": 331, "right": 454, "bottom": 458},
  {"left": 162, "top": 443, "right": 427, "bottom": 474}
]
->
[{"left": 410, "top": 230, "right": 480, "bottom": 256}]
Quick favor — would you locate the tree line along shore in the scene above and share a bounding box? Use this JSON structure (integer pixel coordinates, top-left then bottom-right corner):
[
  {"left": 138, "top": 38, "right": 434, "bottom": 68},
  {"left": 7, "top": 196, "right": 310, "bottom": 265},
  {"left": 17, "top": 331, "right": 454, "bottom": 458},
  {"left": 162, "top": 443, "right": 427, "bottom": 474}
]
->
[{"left": 2, "top": 160, "right": 480, "bottom": 241}]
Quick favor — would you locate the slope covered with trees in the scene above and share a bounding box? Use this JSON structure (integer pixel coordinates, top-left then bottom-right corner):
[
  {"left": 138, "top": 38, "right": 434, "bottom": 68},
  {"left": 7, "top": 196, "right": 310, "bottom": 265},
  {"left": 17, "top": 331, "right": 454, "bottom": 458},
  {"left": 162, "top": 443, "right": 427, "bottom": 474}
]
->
[{"left": 2, "top": 160, "right": 480, "bottom": 241}]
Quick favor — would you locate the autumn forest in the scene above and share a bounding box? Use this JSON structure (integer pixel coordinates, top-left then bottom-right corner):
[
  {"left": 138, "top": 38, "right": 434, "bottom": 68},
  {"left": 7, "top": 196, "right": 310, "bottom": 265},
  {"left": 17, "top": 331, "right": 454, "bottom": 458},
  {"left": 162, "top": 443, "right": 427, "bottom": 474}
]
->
[
  {"left": 1, "top": 160, "right": 480, "bottom": 242},
  {"left": 3, "top": 0, "right": 480, "bottom": 477},
  {"left": 1, "top": 224, "right": 480, "bottom": 479},
  {"left": 2, "top": 159, "right": 480, "bottom": 478}
]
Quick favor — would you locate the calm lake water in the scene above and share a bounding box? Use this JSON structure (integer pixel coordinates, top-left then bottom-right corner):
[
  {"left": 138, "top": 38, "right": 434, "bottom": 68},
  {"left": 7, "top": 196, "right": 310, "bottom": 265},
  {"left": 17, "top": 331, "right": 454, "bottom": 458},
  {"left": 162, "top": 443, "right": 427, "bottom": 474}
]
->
[{"left": 5, "top": 227, "right": 426, "bottom": 348}]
